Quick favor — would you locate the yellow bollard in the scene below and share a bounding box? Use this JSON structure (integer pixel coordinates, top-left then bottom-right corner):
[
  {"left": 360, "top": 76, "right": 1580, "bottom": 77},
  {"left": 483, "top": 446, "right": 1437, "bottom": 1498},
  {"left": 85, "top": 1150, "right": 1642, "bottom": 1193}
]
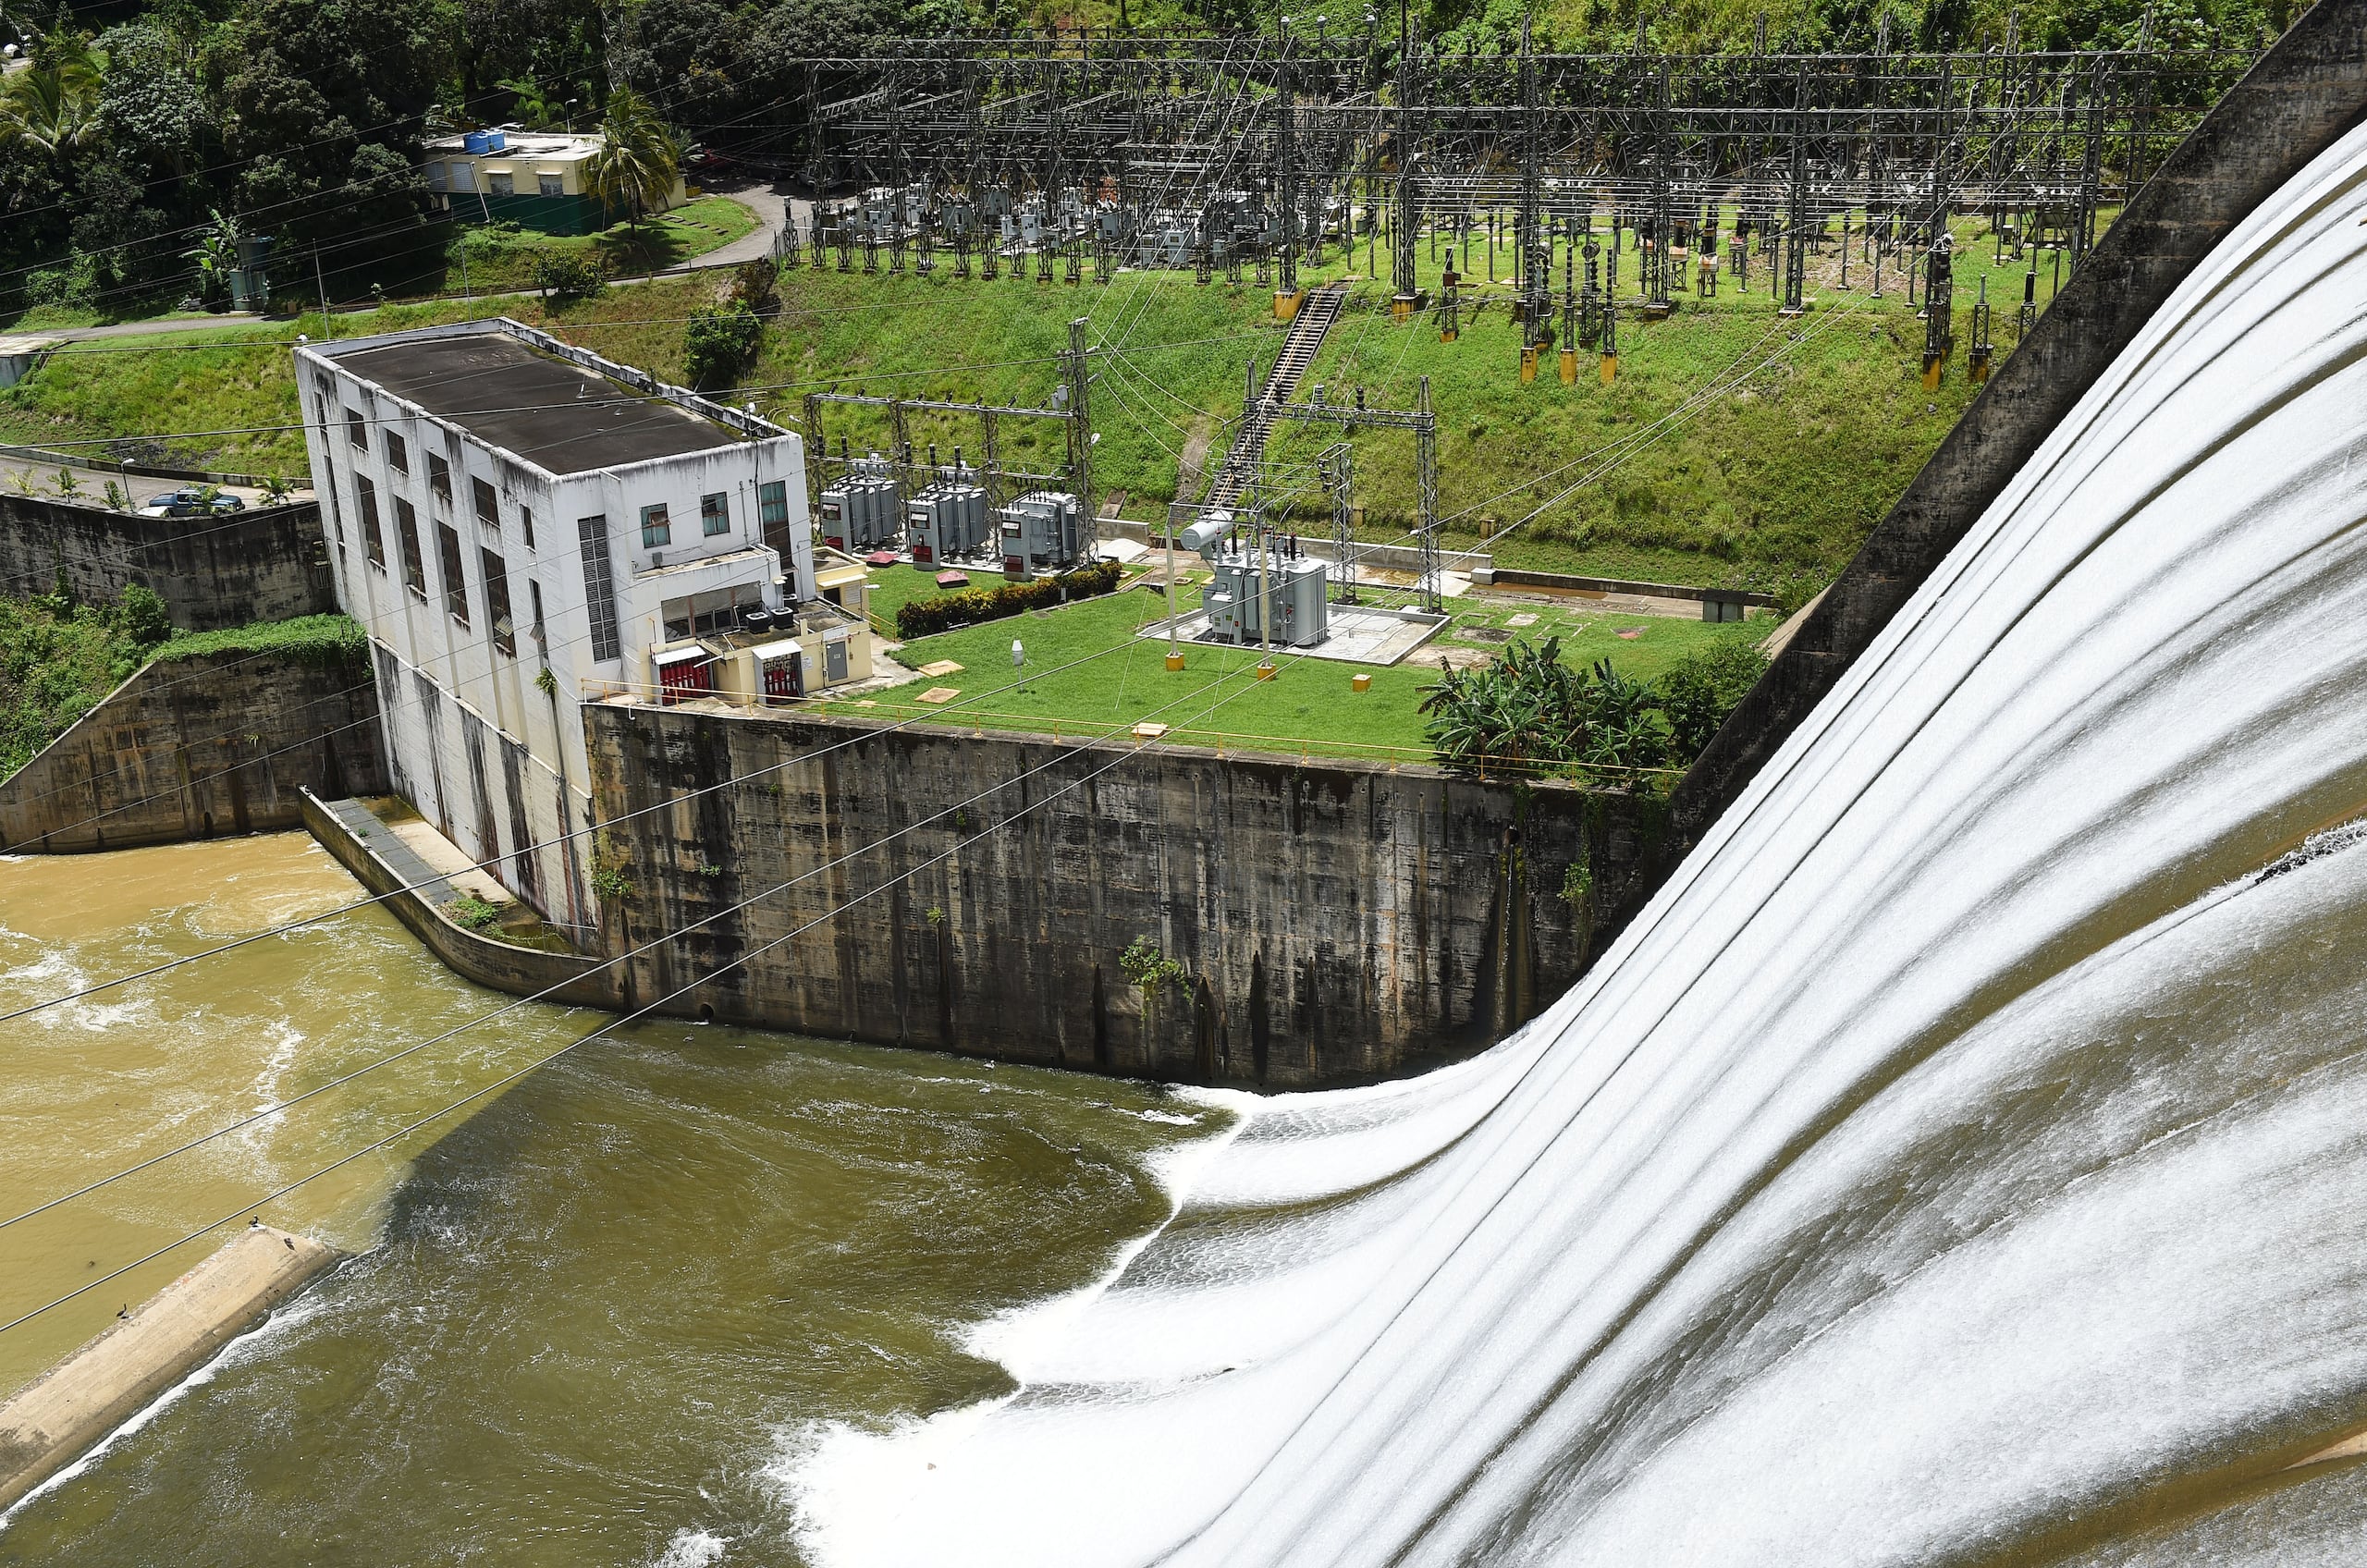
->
[
  {"left": 1559, "top": 347, "right": 1577, "bottom": 385},
  {"left": 1256, "top": 660, "right": 1278, "bottom": 680},
  {"left": 1274, "top": 290, "right": 1304, "bottom": 322},
  {"left": 1600, "top": 353, "right": 1618, "bottom": 385},
  {"left": 1921, "top": 354, "right": 1944, "bottom": 391},
  {"left": 1352, "top": 672, "right": 1372, "bottom": 692},
  {"left": 1165, "top": 651, "right": 1186, "bottom": 671},
  {"left": 1519, "top": 346, "right": 1539, "bottom": 383}
]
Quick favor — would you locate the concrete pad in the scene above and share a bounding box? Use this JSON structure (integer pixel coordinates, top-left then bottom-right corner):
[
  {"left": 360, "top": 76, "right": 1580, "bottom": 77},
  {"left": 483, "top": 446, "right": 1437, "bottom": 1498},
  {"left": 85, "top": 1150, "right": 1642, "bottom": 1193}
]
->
[
  {"left": 1506, "top": 612, "right": 1539, "bottom": 627},
  {"left": 379, "top": 813, "right": 510, "bottom": 904},
  {"left": 1097, "top": 538, "right": 1149, "bottom": 564},
  {"left": 916, "top": 660, "right": 964, "bottom": 678},
  {"left": 915, "top": 687, "right": 962, "bottom": 704},
  {"left": 1138, "top": 604, "right": 1448, "bottom": 667},
  {"left": 0, "top": 1227, "right": 337, "bottom": 1510}
]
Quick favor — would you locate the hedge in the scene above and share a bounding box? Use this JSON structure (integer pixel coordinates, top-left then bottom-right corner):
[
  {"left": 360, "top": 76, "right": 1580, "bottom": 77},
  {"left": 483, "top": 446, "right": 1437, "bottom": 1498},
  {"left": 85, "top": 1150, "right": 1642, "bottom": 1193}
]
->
[{"left": 895, "top": 559, "right": 1122, "bottom": 640}]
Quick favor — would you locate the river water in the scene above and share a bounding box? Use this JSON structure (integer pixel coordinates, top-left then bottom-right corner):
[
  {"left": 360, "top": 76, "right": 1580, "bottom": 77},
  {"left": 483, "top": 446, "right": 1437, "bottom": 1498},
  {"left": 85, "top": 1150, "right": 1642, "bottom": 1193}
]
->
[{"left": 0, "top": 834, "right": 1222, "bottom": 1565}]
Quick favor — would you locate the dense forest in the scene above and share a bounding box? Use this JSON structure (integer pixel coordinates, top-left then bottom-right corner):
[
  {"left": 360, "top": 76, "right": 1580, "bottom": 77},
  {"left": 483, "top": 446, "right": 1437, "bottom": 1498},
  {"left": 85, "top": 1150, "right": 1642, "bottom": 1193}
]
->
[{"left": 0, "top": 0, "right": 2300, "bottom": 318}]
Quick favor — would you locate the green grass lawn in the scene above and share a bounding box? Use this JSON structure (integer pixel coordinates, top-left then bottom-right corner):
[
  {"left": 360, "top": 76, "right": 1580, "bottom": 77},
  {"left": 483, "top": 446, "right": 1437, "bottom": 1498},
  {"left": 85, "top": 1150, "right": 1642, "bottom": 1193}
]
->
[
  {"left": 452, "top": 196, "right": 761, "bottom": 292},
  {"left": 840, "top": 567, "right": 1764, "bottom": 759},
  {"left": 0, "top": 211, "right": 2069, "bottom": 605}
]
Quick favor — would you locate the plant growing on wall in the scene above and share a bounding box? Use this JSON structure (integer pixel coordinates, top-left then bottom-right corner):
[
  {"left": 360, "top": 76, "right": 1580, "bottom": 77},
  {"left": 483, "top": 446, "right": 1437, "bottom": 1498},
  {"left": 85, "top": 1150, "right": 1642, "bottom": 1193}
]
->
[
  {"left": 681, "top": 306, "right": 760, "bottom": 391},
  {"left": 1121, "top": 936, "right": 1188, "bottom": 1032}
]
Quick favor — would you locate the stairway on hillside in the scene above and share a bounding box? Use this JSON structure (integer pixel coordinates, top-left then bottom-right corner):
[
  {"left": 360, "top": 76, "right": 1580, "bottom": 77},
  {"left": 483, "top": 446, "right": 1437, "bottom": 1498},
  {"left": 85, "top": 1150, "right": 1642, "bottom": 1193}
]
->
[{"left": 1204, "top": 282, "right": 1349, "bottom": 509}]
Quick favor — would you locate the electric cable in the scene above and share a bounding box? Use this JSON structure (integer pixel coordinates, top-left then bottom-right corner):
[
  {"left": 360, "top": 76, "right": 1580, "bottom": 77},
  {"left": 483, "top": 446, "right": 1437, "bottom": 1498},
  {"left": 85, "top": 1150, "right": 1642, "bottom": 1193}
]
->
[{"left": 0, "top": 646, "right": 1303, "bottom": 1334}]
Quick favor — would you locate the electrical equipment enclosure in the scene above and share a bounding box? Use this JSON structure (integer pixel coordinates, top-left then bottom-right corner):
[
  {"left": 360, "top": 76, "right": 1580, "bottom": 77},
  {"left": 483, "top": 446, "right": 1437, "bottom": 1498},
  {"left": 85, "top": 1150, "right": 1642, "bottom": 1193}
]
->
[
  {"left": 1205, "top": 545, "right": 1328, "bottom": 647},
  {"left": 1000, "top": 491, "right": 1083, "bottom": 578},
  {"left": 906, "top": 471, "right": 990, "bottom": 564}
]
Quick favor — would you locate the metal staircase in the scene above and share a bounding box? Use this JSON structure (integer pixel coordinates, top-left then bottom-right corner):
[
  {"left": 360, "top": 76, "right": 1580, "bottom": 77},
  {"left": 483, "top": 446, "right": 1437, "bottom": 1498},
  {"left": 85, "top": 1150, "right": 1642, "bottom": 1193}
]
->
[{"left": 1205, "top": 280, "right": 1348, "bottom": 508}]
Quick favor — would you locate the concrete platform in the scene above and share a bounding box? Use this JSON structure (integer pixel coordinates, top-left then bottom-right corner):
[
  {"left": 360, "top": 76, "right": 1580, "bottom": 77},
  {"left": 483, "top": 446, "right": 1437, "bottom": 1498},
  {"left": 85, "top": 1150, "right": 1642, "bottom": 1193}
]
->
[
  {"left": 1138, "top": 604, "right": 1448, "bottom": 667},
  {"left": 0, "top": 1226, "right": 337, "bottom": 1511}
]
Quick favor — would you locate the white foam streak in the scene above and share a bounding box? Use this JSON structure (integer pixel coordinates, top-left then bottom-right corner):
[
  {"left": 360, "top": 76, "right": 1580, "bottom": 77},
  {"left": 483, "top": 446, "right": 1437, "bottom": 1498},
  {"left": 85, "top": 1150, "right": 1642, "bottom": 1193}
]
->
[{"left": 798, "top": 126, "right": 2367, "bottom": 1567}]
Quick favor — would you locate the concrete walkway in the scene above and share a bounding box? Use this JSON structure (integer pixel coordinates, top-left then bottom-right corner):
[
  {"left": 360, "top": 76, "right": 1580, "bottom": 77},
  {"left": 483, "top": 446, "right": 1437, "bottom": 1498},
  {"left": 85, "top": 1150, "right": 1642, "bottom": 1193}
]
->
[{"left": 0, "top": 1226, "right": 337, "bottom": 1511}]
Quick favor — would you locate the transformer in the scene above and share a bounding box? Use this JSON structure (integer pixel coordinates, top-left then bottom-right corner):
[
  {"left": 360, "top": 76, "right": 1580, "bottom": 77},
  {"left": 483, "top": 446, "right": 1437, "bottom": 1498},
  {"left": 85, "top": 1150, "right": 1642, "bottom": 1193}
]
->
[
  {"left": 1204, "top": 540, "right": 1329, "bottom": 649},
  {"left": 818, "top": 455, "right": 899, "bottom": 551},
  {"left": 999, "top": 491, "right": 1083, "bottom": 578},
  {"left": 906, "top": 462, "right": 990, "bottom": 564}
]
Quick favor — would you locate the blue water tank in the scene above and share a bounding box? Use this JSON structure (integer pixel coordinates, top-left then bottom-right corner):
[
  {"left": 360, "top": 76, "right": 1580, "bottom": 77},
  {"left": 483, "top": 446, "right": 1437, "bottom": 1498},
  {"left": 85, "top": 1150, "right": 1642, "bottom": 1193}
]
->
[
  {"left": 463, "top": 130, "right": 490, "bottom": 154},
  {"left": 485, "top": 130, "right": 508, "bottom": 153}
]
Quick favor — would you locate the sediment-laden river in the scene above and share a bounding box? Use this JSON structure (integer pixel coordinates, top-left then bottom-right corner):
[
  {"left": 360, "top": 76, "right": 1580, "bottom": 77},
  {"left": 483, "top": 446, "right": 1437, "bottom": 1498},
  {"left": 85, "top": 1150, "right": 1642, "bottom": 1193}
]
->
[{"left": 0, "top": 834, "right": 1219, "bottom": 1565}]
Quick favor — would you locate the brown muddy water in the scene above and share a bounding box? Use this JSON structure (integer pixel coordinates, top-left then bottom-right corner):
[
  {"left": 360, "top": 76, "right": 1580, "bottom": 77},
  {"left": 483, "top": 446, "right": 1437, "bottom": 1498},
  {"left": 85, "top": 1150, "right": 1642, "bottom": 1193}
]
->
[{"left": 0, "top": 833, "right": 1220, "bottom": 1565}]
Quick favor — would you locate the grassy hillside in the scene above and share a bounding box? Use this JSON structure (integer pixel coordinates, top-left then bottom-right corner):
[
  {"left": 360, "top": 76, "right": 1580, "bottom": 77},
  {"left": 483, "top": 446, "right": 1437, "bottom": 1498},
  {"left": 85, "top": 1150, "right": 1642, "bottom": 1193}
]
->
[{"left": 0, "top": 216, "right": 2054, "bottom": 606}]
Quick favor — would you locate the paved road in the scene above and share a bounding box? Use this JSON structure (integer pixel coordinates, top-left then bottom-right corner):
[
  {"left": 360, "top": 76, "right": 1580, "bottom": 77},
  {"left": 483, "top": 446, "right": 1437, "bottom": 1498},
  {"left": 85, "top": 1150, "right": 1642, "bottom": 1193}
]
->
[
  {"left": 28, "top": 184, "right": 786, "bottom": 348},
  {"left": 0, "top": 453, "right": 288, "bottom": 509}
]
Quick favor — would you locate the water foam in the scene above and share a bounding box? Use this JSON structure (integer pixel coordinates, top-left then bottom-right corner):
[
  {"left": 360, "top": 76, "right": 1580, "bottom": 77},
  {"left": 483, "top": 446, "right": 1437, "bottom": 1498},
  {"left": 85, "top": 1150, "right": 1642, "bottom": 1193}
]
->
[{"left": 791, "top": 120, "right": 2367, "bottom": 1568}]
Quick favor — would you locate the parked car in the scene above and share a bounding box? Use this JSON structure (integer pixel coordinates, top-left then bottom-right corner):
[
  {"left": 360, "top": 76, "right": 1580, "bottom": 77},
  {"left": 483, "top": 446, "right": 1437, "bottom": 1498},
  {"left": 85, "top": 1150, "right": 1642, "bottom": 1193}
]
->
[{"left": 141, "top": 487, "right": 247, "bottom": 518}]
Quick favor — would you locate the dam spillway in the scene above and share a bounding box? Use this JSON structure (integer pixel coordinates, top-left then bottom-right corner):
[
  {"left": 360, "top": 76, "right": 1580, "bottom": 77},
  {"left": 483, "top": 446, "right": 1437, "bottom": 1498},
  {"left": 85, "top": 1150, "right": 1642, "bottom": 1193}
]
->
[{"left": 789, "top": 114, "right": 2367, "bottom": 1568}]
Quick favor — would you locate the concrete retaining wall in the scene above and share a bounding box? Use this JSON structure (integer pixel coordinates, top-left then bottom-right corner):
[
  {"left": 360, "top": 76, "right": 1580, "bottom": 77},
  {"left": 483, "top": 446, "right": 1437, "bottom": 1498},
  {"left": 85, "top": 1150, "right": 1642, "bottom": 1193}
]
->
[
  {"left": 298, "top": 789, "right": 622, "bottom": 1010},
  {"left": 0, "top": 1227, "right": 337, "bottom": 1511},
  {"left": 581, "top": 706, "right": 1660, "bottom": 1085},
  {"left": 0, "top": 493, "right": 335, "bottom": 631},
  {"left": 1605, "top": 0, "right": 2367, "bottom": 947},
  {"left": 0, "top": 648, "right": 388, "bottom": 853}
]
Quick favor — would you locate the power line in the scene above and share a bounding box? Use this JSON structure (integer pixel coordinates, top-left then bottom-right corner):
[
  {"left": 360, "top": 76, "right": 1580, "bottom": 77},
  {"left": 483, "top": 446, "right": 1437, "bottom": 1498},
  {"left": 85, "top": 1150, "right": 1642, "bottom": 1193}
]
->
[{"left": 0, "top": 646, "right": 1302, "bottom": 1336}]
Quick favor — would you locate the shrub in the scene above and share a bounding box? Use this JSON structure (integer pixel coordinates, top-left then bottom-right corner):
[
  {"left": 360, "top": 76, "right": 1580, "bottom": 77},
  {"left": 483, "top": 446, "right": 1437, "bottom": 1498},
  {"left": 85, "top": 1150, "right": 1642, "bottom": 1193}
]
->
[
  {"left": 1420, "top": 636, "right": 1671, "bottom": 783},
  {"left": 681, "top": 305, "right": 761, "bottom": 390},
  {"left": 1656, "top": 636, "right": 1771, "bottom": 765},
  {"left": 531, "top": 251, "right": 606, "bottom": 303},
  {"left": 111, "top": 585, "right": 173, "bottom": 652},
  {"left": 893, "top": 558, "right": 1123, "bottom": 641},
  {"left": 447, "top": 894, "right": 504, "bottom": 931}
]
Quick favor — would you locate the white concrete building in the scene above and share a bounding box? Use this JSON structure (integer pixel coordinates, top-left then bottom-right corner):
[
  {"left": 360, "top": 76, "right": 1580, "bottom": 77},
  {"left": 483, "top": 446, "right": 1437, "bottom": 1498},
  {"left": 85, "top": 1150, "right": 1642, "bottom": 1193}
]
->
[{"left": 294, "top": 317, "right": 813, "bottom": 939}]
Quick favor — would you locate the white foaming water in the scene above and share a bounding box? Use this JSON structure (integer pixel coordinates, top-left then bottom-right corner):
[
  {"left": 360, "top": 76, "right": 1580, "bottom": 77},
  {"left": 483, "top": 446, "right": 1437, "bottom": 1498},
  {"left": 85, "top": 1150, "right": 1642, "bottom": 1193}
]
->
[{"left": 798, "top": 125, "right": 2367, "bottom": 1565}]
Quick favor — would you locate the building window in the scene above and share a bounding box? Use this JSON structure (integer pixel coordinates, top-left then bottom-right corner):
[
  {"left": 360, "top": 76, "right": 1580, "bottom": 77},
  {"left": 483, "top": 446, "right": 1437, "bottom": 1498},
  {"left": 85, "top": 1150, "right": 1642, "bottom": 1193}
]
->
[
  {"left": 701, "top": 492, "right": 730, "bottom": 537},
  {"left": 325, "top": 480, "right": 345, "bottom": 545},
  {"left": 482, "top": 549, "right": 515, "bottom": 654},
  {"left": 661, "top": 582, "right": 766, "bottom": 640},
  {"left": 387, "top": 433, "right": 409, "bottom": 475},
  {"left": 488, "top": 172, "right": 514, "bottom": 197},
  {"left": 757, "top": 480, "right": 790, "bottom": 538},
  {"left": 538, "top": 173, "right": 563, "bottom": 198},
  {"left": 472, "top": 475, "right": 498, "bottom": 528},
  {"left": 641, "top": 503, "right": 671, "bottom": 548},
  {"left": 360, "top": 477, "right": 386, "bottom": 567},
  {"left": 396, "top": 498, "right": 426, "bottom": 597},
  {"left": 346, "top": 409, "right": 367, "bottom": 451},
  {"left": 450, "top": 161, "right": 475, "bottom": 193},
  {"left": 425, "top": 162, "right": 448, "bottom": 192},
  {"left": 439, "top": 523, "right": 470, "bottom": 626},
  {"left": 520, "top": 505, "right": 535, "bottom": 551},
  {"left": 578, "top": 516, "right": 621, "bottom": 662},
  {"left": 529, "top": 579, "right": 546, "bottom": 650},
  {"left": 428, "top": 452, "right": 452, "bottom": 508}
]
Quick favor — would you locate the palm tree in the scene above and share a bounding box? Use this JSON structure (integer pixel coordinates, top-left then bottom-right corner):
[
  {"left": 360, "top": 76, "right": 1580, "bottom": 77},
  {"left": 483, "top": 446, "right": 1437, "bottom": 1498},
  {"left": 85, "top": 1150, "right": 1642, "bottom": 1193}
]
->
[
  {"left": 586, "top": 86, "right": 680, "bottom": 241},
  {"left": 0, "top": 31, "right": 101, "bottom": 156}
]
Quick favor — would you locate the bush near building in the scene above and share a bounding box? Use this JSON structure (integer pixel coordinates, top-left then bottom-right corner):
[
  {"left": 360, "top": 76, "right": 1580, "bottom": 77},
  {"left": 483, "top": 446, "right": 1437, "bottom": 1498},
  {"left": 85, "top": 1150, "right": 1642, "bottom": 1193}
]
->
[{"left": 893, "top": 561, "right": 1122, "bottom": 640}]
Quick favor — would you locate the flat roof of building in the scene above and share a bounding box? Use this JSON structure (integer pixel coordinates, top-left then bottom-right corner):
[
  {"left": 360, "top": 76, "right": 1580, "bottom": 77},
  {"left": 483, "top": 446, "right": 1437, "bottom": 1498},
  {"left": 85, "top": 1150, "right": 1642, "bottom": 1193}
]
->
[{"left": 334, "top": 331, "right": 743, "bottom": 476}]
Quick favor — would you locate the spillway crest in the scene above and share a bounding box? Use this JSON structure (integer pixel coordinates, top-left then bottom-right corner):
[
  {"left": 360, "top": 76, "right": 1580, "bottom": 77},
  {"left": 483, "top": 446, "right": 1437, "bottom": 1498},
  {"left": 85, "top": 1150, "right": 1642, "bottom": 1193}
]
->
[{"left": 795, "top": 125, "right": 2367, "bottom": 1566}]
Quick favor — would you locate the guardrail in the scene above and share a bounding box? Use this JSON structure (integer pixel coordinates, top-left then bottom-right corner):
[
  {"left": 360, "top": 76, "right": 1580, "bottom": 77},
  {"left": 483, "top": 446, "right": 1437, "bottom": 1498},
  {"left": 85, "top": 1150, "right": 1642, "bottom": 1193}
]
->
[{"left": 581, "top": 677, "right": 1683, "bottom": 785}]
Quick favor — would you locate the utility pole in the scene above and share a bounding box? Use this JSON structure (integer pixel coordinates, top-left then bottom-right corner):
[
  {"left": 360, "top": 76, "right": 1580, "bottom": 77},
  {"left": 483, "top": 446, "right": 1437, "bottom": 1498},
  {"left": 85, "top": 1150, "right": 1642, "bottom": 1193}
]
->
[{"left": 1064, "top": 316, "right": 1096, "bottom": 553}]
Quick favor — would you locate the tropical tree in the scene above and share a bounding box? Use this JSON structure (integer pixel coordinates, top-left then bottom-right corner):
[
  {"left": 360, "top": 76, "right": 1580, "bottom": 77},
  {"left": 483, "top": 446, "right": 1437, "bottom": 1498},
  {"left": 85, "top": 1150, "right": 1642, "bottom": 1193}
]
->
[
  {"left": 183, "top": 208, "right": 243, "bottom": 306},
  {"left": 497, "top": 75, "right": 567, "bottom": 129},
  {"left": 586, "top": 85, "right": 679, "bottom": 239},
  {"left": 1419, "top": 636, "right": 1674, "bottom": 784},
  {"left": 0, "top": 31, "right": 103, "bottom": 156}
]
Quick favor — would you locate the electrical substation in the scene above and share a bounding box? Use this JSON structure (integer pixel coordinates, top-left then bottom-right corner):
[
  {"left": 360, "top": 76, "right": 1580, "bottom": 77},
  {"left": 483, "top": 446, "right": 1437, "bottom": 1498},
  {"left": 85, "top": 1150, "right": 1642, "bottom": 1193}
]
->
[{"left": 758, "top": 21, "right": 2249, "bottom": 624}]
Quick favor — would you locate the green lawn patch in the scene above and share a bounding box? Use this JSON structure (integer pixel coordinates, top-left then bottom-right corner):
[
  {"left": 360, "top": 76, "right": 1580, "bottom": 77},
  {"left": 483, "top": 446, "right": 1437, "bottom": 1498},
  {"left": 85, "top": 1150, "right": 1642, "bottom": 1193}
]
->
[
  {"left": 153, "top": 612, "right": 368, "bottom": 667},
  {"left": 453, "top": 196, "right": 762, "bottom": 293},
  {"left": 853, "top": 576, "right": 1761, "bottom": 760}
]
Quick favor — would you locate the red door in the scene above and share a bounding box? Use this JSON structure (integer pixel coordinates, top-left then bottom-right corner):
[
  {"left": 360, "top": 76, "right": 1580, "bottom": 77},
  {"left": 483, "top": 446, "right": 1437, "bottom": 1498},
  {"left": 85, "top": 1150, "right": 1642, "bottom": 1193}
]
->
[{"left": 657, "top": 658, "right": 713, "bottom": 705}]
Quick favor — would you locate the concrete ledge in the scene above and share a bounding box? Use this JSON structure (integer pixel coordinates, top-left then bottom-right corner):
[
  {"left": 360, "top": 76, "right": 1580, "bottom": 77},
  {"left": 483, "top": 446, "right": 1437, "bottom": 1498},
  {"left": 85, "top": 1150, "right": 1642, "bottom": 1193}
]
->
[
  {"left": 1489, "top": 568, "right": 1775, "bottom": 606},
  {"left": 0, "top": 1227, "right": 337, "bottom": 1512},
  {"left": 298, "top": 789, "right": 625, "bottom": 1011}
]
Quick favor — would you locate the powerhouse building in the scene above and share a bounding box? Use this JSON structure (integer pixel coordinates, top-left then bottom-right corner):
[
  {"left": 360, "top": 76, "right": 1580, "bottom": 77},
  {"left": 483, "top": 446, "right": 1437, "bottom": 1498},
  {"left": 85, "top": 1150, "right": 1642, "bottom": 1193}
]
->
[{"left": 294, "top": 318, "right": 817, "bottom": 941}]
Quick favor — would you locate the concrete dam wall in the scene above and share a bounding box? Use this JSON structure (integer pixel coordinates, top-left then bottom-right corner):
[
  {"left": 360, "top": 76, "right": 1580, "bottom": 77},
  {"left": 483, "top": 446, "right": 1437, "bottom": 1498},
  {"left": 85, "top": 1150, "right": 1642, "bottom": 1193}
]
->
[
  {"left": 582, "top": 706, "right": 1659, "bottom": 1085},
  {"left": 0, "top": 647, "right": 388, "bottom": 853},
  {"left": 0, "top": 493, "right": 335, "bottom": 632}
]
